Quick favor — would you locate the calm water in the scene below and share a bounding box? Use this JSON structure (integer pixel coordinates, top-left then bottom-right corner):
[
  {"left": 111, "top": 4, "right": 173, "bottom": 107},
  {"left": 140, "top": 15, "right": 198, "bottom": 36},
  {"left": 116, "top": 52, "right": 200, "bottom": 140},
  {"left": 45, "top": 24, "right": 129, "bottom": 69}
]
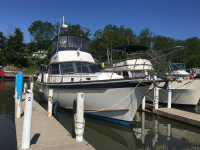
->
[
  {"left": 1, "top": 81, "right": 200, "bottom": 150},
  {"left": 0, "top": 81, "right": 17, "bottom": 150}
]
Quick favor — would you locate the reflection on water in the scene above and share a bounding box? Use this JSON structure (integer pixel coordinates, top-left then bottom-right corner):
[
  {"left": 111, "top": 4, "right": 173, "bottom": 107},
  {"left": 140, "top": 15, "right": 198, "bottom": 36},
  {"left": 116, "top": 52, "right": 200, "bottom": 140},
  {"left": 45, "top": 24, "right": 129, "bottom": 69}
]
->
[
  {"left": 0, "top": 81, "right": 17, "bottom": 150},
  {"left": 34, "top": 82, "right": 200, "bottom": 150}
]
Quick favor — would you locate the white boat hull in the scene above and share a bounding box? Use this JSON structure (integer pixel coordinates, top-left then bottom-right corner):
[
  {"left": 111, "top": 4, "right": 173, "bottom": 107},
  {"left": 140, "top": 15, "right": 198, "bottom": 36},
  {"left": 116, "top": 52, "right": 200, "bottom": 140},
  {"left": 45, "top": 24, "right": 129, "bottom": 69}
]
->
[
  {"left": 146, "top": 79, "right": 200, "bottom": 106},
  {"left": 37, "top": 81, "right": 151, "bottom": 124}
]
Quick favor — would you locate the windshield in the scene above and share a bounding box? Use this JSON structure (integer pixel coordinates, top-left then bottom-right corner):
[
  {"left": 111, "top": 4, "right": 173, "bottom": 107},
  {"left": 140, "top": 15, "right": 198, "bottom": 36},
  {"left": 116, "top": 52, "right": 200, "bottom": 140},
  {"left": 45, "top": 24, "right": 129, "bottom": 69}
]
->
[{"left": 170, "top": 63, "right": 186, "bottom": 71}]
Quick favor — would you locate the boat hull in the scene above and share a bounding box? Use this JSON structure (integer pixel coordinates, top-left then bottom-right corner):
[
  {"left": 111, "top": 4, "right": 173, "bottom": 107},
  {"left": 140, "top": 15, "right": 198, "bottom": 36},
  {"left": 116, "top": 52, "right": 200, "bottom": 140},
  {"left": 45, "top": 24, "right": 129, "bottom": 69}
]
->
[
  {"left": 37, "top": 80, "right": 151, "bottom": 124},
  {"left": 146, "top": 79, "right": 200, "bottom": 106}
]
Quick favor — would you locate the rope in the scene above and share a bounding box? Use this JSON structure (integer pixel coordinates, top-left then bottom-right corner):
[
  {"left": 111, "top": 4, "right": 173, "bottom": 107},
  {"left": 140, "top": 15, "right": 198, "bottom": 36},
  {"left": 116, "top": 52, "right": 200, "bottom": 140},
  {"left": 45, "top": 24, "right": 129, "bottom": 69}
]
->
[
  {"left": 73, "top": 114, "right": 85, "bottom": 136},
  {"left": 87, "top": 77, "right": 148, "bottom": 113}
]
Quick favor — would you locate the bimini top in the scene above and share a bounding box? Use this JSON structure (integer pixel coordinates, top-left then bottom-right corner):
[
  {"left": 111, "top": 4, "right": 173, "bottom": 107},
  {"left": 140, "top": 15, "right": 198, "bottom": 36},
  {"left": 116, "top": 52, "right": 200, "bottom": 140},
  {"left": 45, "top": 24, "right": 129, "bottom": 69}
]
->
[
  {"left": 110, "top": 45, "right": 148, "bottom": 52},
  {"left": 51, "top": 34, "right": 90, "bottom": 56}
]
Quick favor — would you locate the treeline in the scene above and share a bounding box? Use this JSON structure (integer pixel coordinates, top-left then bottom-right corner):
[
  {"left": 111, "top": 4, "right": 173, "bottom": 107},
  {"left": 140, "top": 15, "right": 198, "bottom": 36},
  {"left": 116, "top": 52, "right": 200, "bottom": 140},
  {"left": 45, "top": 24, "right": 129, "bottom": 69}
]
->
[{"left": 0, "top": 20, "right": 200, "bottom": 69}]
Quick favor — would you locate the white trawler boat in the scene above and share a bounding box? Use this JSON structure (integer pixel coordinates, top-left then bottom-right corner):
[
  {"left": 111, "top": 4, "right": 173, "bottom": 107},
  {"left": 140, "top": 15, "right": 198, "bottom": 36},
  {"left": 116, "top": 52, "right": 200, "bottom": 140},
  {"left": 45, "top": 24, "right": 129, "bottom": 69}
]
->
[{"left": 36, "top": 16, "right": 167, "bottom": 125}]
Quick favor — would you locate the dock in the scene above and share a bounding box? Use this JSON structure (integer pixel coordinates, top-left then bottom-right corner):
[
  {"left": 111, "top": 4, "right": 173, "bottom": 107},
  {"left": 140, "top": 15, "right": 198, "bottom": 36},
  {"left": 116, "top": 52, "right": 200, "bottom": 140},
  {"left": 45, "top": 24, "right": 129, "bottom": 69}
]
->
[
  {"left": 15, "top": 93, "right": 95, "bottom": 150},
  {"left": 156, "top": 108, "right": 200, "bottom": 127}
]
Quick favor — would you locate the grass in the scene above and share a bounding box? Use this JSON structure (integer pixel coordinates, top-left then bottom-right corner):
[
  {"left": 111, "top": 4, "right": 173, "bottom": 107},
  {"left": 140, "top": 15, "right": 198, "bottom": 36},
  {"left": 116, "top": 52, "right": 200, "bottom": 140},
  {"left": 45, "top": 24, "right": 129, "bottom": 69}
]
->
[{"left": 22, "top": 66, "right": 40, "bottom": 76}]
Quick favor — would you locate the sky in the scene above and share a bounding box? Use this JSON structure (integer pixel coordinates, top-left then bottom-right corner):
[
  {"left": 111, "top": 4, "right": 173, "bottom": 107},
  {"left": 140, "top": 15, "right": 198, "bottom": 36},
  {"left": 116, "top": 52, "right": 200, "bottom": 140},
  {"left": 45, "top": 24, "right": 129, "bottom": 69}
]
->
[{"left": 0, "top": 0, "right": 199, "bottom": 43}]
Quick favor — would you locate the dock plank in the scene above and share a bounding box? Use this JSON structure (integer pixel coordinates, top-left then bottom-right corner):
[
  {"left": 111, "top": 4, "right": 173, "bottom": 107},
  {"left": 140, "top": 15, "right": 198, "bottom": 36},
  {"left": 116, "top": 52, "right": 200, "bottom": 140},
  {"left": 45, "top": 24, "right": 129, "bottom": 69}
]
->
[
  {"left": 15, "top": 94, "right": 95, "bottom": 150},
  {"left": 157, "top": 108, "right": 200, "bottom": 127}
]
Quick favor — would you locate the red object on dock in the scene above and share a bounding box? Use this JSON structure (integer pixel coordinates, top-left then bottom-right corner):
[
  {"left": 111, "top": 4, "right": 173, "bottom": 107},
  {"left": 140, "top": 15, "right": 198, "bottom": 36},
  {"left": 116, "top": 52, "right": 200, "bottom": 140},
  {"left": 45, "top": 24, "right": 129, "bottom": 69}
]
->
[
  {"left": 0, "top": 70, "right": 5, "bottom": 76},
  {"left": 190, "top": 74, "right": 194, "bottom": 79}
]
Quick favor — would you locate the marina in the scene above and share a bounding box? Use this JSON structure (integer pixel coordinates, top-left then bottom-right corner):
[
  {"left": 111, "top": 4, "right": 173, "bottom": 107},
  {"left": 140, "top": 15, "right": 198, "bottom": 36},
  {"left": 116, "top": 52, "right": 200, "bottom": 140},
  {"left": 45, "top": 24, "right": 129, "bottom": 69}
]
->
[
  {"left": 1, "top": 15, "right": 200, "bottom": 150},
  {"left": 1, "top": 81, "right": 200, "bottom": 149}
]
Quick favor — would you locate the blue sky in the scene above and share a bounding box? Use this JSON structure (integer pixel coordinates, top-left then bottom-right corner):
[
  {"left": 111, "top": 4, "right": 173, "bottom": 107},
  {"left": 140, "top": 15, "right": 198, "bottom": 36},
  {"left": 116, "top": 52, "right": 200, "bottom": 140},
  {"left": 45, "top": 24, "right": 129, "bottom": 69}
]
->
[{"left": 0, "top": 0, "right": 199, "bottom": 43}]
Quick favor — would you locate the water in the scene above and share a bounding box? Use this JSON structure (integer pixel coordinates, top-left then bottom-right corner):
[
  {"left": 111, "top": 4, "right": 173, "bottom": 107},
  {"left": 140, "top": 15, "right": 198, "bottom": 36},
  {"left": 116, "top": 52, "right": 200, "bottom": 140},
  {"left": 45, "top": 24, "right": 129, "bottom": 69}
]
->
[
  {"left": 1, "top": 81, "right": 200, "bottom": 149},
  {"left": 0, "top": 81, "right": 17, "bottom": 150}
]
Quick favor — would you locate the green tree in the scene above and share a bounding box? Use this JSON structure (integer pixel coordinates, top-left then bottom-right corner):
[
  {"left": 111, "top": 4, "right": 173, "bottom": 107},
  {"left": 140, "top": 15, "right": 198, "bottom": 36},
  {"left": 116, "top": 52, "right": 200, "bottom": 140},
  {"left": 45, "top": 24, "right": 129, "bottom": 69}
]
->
[
  {"left": 137, "top": 28, "right": 153, "bottom": 48},
  {"left": 28, "top": 20, "right": 55, "bottom": 55},
  {"left": 54, "top": 22, "right": 92, "bottom": 37},
  {"left": 0, "top": 31, "right": 7, "bottom": 50},
  {"left": 6, "top": 28, "right": 25, "bottom": 66},
  {"left": 90, "top": 24, "right": 137, "bottom": 62}
]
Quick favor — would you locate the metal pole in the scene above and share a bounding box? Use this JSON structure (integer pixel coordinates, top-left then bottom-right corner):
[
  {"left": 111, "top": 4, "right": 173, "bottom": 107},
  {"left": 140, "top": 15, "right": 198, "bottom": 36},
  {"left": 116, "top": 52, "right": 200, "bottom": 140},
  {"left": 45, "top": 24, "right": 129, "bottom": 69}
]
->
[
  {"left": 154, "top": 87, "right": 159, "bottom": 110},
  {"left": 142, "top": 96, "right": 146, "bottom": 110},
  {"left": 23, "top": 83, "right": 27, "bottom": 93},
  {"left": 16, "top": 73, "right": 23, "bottom": 119},
  {"left": 48, "top": 89, "right": 53, "bottom": 117},
  {"left": 168, "top": 84, "right": 172, "bottom": 108},
  {"left": 22, "top": 93, "right": 33, "bottom": 149},
  {"left": 76, "top": 92, "right": 84, "bottom": 142}
]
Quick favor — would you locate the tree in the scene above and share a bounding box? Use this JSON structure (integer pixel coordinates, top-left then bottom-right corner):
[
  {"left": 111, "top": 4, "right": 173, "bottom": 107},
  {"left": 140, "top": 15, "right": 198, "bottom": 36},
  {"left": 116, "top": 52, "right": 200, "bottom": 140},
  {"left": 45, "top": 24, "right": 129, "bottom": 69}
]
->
[
  {"left": 90, "top": 24, "right": 137, "bottom": 62},
  {"left": 0, "top": 31, "right": 7, "bottom": 50},
  {"left": 54, "top": 22, "right": 92, "bottom": 37},
  {"left": 28, "top": 20, "right": 55, "bottom": 55},
  {"left": 6, "top": 28, "right": 25, "bottom": 66},
  {"left": 137, "top": 28, "right": 153, "bottom": 48}
]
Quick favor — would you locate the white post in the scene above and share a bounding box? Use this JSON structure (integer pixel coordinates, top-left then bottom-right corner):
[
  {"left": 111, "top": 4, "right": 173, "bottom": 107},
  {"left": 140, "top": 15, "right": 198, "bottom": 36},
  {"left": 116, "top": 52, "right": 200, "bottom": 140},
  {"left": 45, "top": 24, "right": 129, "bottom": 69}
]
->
[
  {"left": 167, "top": 123, "right": 171, "bottom": 140},
  {"left": 76, "top": 92, "right": 84, "bottom": 142},
  {"left": 141, "top": 112, "right": 145, "bottom": 144},
  {"left": 142, "top": 96, "right": 145, "bottom": 110},
  {"left": 30, "top": 82, "right": 33, "bottom": 93},
  {"left": 16, "top": 98, "right": 21, "bottom": 119},
  {"left": 23, "top": 83, "right": 27, "bottom": 93},
  {"left": 48, "top": 89, "right": 53, "bottom": 117},
  {"left": 22, "top": 93, "right": 33, "bottom": 149},
  {"left": 154, "top": 87, "right": 159, "bottom": 110},
  {"left": 168, "top": 84, "right": 172, "bottom": 108}
]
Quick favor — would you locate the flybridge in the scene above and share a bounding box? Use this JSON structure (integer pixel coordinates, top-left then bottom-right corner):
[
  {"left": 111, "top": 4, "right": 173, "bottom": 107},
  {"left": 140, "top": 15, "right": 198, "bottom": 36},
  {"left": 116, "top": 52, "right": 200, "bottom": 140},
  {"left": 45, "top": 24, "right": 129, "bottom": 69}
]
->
[{"left": 51, "top": 34, "right": 90, "bottom": 56}]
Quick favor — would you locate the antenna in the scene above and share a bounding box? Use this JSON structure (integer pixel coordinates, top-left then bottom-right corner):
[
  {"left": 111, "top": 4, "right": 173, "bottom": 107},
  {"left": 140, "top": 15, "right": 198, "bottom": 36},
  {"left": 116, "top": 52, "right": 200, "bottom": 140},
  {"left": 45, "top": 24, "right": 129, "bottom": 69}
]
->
[{"left": 62, "top": 15, "right": 68, "bottom": 29}]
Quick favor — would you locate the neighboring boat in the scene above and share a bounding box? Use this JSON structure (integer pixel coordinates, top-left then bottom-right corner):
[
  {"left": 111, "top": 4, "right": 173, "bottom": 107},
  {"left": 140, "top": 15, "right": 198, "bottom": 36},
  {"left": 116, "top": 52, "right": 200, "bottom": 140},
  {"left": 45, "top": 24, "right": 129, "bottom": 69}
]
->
[
  {"left": 104, "top": 45, "right": 154, "bottom": 79},
  {"left": 36, "top": 16, "right": 167, "bottom": 125},
  {"left": 0, "top": 67, "right": 31, "bottom": 80},
  {"left": 147, "top": 63, "right": 200, "bottom": 107}
]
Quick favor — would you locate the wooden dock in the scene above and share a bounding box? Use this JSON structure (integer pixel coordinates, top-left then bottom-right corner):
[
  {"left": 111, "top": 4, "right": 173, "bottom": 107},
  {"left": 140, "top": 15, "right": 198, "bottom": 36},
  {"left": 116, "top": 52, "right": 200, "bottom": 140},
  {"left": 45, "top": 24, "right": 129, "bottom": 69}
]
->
[
  {"left": 156, "top": 108, "right": 200, "bottom": 127},
  {"left": 15, "top": 93, "right": 95, "bottom": 150}
]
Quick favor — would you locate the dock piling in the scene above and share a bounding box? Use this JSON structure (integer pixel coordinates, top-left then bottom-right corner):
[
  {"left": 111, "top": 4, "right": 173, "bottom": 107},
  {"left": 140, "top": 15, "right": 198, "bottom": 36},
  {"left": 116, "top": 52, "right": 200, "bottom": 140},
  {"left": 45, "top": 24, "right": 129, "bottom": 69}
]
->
[
  {"left": 22, "top": 92, "right": 33, "bottom": 149},
  {"left": 48, "top": 89, "right": 53, "bottom": 117},
  {"left": 30, "top": 82, "right": 33, "bottom": 93},
  {"left": 23, "top": 83, "right": 27, "bottom": 93},
  {"left": 142, "top": 96, "right": 146, "bottom": 110},
  {"left": 16, "top": 73, "right": 23, "bottom": 119},
  {"left": 168, "top": 84, "right": 172, "bottom": 108},
  {"left": 75, "top": 92, "right": 85, "bottom": 142},
  {"left": 154, "top": 87, "right": 159, "bottom": 110}
]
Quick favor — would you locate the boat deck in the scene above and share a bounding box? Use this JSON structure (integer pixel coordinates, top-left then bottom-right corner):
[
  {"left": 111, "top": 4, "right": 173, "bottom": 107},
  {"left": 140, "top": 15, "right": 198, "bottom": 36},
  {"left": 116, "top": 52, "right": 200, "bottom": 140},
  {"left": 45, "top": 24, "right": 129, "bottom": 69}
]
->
[{"left": 15, "top": 93, "right": 95, "bottom": 150}]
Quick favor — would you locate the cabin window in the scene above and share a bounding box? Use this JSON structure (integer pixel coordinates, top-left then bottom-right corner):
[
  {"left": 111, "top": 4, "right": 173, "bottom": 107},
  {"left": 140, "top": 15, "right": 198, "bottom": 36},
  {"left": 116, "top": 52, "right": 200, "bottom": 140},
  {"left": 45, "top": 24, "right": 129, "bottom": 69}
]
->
[
  {"left": 60, "top": 62, "right": 100, "bottom": 74},
  {"left": 59, "top": 36, "right": 68, "bottom": 48},
  {"left": 51, "top": 64, "right": 60, "bottom": 74},
  {"left": 60, "top": 62, "right": 74, "bottom": 74},
  {"left": 75, "top": 62, "right": 90, "bottom": 73},
  {"left": 68, "top": 36, "right": 82, "bottom": 48},
  {"left": 82, "top": 38, "right": 90, "bottom": 50}
]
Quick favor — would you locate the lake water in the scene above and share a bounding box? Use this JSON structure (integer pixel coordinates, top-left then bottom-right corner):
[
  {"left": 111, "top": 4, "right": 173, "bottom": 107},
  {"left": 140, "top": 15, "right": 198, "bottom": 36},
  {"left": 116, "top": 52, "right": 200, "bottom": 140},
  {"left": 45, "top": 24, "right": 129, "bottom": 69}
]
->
[{"left": 1, "top": 81, "right": 200, "bottom": 150}]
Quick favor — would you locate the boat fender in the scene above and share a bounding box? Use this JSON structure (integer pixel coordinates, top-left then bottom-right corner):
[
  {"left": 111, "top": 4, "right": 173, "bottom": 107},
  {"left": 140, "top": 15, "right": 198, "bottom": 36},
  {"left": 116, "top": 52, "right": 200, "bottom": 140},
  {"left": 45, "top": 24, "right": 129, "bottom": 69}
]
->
[
  {"left": 53, "top": 101, "right": 60, "bottom": 114},
  {"left": 38, "top": 92, "right": 45, "bottom": 103}
]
